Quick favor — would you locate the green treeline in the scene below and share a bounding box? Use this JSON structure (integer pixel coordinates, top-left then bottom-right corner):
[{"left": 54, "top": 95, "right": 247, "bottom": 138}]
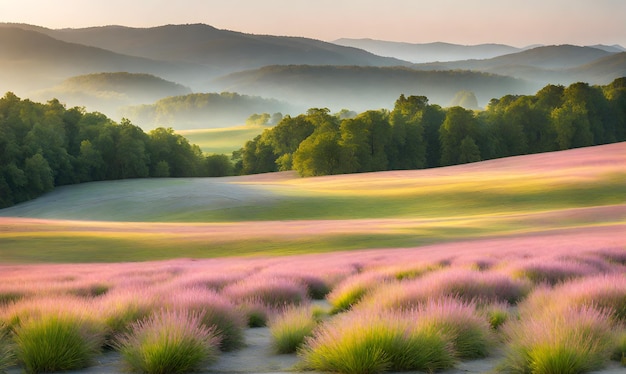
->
[
  {"left": 0, "top": 93, "right": 230, "bottom": 208},
  {"left": 234, "top": 78, "right": 626, "bottom": 176},
  {"left": 1, "top": 78, "right": 625, "bottom": 209}
]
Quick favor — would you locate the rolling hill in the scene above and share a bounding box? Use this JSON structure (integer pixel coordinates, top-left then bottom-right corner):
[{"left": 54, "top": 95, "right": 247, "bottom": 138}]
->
[
  {"left": 32, "top": 72, "right": 192, "bottom": 117},
  {"left": 0, "top": 26, "right": 207, "bottom": 95},
  {"left": 412, "top": 45, "right": 625, "bottom": 85},
  {"left": 212, "top": 65, "right": 536, "bottom": 110}
]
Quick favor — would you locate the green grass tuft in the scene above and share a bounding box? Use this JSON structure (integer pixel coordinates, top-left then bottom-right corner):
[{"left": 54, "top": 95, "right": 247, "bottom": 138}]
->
[
  {"left": 269, "top": 306, "right": 317, "bottom": 354},
  {"left": 300, "top": 310, "right": 455, "bottom": 373},
  {"left": 14, "top": 312, "right": 105, "bottom": 373},
  {"left": 0, "top": 325, "right": 15, "bottom": 373},
  {"left": 115, "top": 309, "right": 221, "bottom": 374}
]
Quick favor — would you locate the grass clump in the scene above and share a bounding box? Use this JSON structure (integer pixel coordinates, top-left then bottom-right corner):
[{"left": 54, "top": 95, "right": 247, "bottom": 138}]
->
[
  {"left": 502, "top": 305, "right": 616, "bottom": 373},
  {"left": 611, "top": 331, "right": 626, "bottom": 366},
  {"left": 223, "top": 276, "right": 309, "bottom": 309},
  {"left": 327, "top": 272, "right": 387, "bottom": 313},
  {"left": 116, "top": 309, "right": 221, "bottom": 374},
  {"left": 417, "top": 297, "right": 496, "bottom": 359},
  {"left": 269, "top": 306, "right": 317, "bottom": 354},
  {"left": 0, "top": 325, "right": 15, "bottom": 373},
  {"left": 299, "top": 309, "right": 455, "bottom": 373},
  {"left": 164, "top": 288, "right": 246, "bottom": 351},
  {"left": 13, "top": 312, "right": 105, "bottom": 373}
]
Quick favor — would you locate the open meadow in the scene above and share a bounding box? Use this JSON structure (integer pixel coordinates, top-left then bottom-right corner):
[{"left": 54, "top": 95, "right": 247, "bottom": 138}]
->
[
  {"left": 0, "top": 143, "right": 625, "bottom": 373},
  {"left": 178, "top": 125, "right": 267, "bottom": 155}
]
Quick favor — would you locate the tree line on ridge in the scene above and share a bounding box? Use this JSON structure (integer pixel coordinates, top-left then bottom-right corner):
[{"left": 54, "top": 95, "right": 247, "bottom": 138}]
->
[{"left": 1, "top": 78, "right": 625, "bottom": 209}]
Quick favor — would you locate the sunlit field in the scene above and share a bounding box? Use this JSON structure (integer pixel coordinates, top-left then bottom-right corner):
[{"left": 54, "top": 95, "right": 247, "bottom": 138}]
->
[
  {"left": 178, "top": 124, "right": 267, "bottom": 154},
  {"left": 0, "top": 142, "right": 624, "bottom": 263},
  {"left": 0, "top": 143, "right": 625, "bottom": 373}
]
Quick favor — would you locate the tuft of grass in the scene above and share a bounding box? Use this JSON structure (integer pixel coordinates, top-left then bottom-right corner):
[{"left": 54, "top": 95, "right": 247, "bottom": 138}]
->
[
  {"left": 237, "top": 298, "right": 270, "bottom": 327},
  {"left": 509, "top": 259, "right": 596, "bottom": 285},
  {"left": 480, "top": 302, "right": 512, "bottom": 330},
  {"left": 223, "top": 276, "right": 309, "bottom": 309},
  {"left": 98, "top": 287, "right": 159, "bottom": 344},
  {"left": 611, "top": 331, "right": 626, "bottom": 365},
  {"left": 0, "top": 325, "right": 15, "bottom": 373},
  {"left": 327, "top": 272, "right": 388, "bottom": 313},
  {"left": 299, "top": 309, "right": 455, "bottom": 373},
  {"left": 269, "top": 306, "right": 317, "bottom": 354},
  {"left": 416, "top": 297, "right": 496, "bottom": 359},
  {"left": 163, "top": 287, "right": 246, "bottom": 351},
  {"left": 115, "top": 309, "right": 221, "bottom": 374},
  {"left": 502, "top": 305, "right": 616, "bottom": 374},
  {"left": 13, "top": 311, "right": 105, "bottom": 373}
]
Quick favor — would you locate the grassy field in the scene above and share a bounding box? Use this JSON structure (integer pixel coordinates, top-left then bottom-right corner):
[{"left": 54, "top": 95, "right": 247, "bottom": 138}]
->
[
  {"left": 0, "top": 142, "right": 624, "bottom": 263},
  {"left": 178, "top": 124, "right": 267, "bottom": 155}
]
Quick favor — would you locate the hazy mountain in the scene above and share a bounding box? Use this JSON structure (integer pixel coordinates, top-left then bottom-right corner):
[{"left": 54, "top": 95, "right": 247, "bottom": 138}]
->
[
  {"left": 0, "top": 26, "right": 207, "bottom": 96},
  {"left": 412, "top": 45, "right": 624, "bottom": 85},
  {"left": 29, "top": 23, "right": 411, "bottom": 72},
  {"left": 120, "top": 92, "right": 294, "bottom": 130},
  {"left": 568, "top": 52, "right": 626, "bottom": 84},
  {"left": 32, "top": 72, "right": 192, "bottom": 118},
  {"left": 333, "top": 38, "right": 524, "bottom": 63},
  {"left": 212, "top": 65, "right": 536, "bottom": 111},
  {"left": 588, "top": 44, "right": 626, "bottom": 53}
]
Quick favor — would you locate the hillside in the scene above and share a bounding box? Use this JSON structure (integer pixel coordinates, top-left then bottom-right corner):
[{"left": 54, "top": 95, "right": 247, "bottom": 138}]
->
[
  {"left": 32, "top": 72, "right": 192, "bottom": 118},
  {"left": 0, "top": 26, "right": 207, "bottom": 95},
  {"left": 10, "top": 23, "right": 409, "bottom": 73},
  {"left": 120, "top": 92, "right": 294, "bottom": 130},
  {"left": 413, "top": 45, "right": 624, "bottom": 85},
  {"left": 212, "top": 65, "right": 535, "bottom": 110},
  {"left": 333, "top": 39, "right": 523, "bottom": 63}
]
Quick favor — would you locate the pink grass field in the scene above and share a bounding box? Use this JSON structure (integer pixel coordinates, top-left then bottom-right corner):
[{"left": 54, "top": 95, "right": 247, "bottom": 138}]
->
[{"left": 0, "top": 143, "right": 625, "bottom": 373}]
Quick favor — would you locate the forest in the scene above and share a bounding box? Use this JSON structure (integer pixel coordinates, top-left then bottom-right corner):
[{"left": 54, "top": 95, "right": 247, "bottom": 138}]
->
[{"left": 1, "top": 78, "right": 625, "bottom": 208}]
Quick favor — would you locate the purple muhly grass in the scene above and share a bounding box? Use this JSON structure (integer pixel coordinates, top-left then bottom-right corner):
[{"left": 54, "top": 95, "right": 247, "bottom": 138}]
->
[
  {"left": 115, "top": 309, "right": 221, "bottom": 374},
  {"left": 0, "top": 324, "right": 15, "bottom": 372},
  {"left": 161, "top": 287, "right": 246, "bottom": 351},
  {"left": 522, "top": 274, "right": 626, "bottom": 322},
  {"left": 593, "top": 248, "right": 626, "bottom": 267},
  {"left": 268, "top": 305, "right": 317, "bottom": 354},
  {"left": 299, "top": 308, "right": 455, "bottom": 373},
  {"left": 326, "top": 271, "right": 391, "bottom": 313},
  {"left": 502, "top": 304, "right": 617, "bottom": 373},
  {"left": 11, "top": 298, "right": 106, "bottom": 373},
  {"left": 506, "top": 257, "right": 597, "bottom": 285},
  {"left": 360, "top": 268, "right": 530, "bottom": 311},
  {"left": 0, "top": 294, "right": 97, "bottom": 330},
  {"left": 164, "top": 271, "right": 243, "bottom": 292},
  {"left": 222, "top": 275, "right": 309, "bottom": 309},
  {"left": 96, "top": 285, "right": 160, "bottom": 341},
  {"left": 412, "top": 297, "right": 496, "bottom": 359}
]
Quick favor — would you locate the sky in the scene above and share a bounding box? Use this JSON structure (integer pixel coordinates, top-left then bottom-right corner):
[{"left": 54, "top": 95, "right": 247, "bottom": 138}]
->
[{"left": 1, "top": 0, "right": 625, "bottom": 47}]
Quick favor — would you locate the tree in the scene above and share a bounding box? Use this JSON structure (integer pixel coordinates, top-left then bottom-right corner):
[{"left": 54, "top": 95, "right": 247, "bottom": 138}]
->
[
  {"left": 439, "top": 106, "right": 480, "bottom": 166},
  {"left": 340, "top": 110, "right": 391, "bottom": 173},
  {"left": 458, "top": 136, "right": 481, "bottom": 164},
  {"left": 293, "top": 124, "right": 345, "bottom": 177},
  {"left": 388, "top": 95, "right": 428, "bottom": 169},
  {"left": 551, "top": 102, "right": 593, "bottom": 150},
  {"left": 24, "top": 153, "right": 54, "bottom": 195},
  {"left": 205, "top": 154, "right": 234, "bottom": 177},
  {"left": 451, "top": 90, "right": 479, "bottom": 109}
]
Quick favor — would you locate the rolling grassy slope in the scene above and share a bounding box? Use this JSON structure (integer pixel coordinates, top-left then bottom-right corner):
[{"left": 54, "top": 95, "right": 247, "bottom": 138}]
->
[
  {"left": 0, "top": 143, "right": 624, "bottom": 263},
  {"left": 178, "top": 125, "right": 267, "bottom": 154}
]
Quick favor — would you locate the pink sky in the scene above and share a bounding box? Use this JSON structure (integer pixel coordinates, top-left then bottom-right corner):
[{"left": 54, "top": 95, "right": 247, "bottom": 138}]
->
[{"left": 1, "top": 0, "right": 625, "bottom": 47}]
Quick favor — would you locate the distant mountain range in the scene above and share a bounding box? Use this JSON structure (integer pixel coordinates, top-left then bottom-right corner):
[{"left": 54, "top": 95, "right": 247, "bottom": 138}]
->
[
  {"left": 1, "top": 22, "right": 625, "bottom": 127},
  {"left": 334, "top": 38, "right": 625, "bottom": 63}
]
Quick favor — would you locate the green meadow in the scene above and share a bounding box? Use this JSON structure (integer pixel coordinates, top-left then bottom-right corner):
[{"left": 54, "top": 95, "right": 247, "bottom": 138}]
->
[
  {"left": 0, "top": 144, "right": 624, "bottom": 263},
  {"left": 178, "top": 125, "right": 267, "bottom": 155}
]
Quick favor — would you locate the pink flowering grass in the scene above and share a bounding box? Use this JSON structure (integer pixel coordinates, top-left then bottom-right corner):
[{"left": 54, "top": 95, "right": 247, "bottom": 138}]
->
[
  {"left": 521, "top": 273, "right": 626, "bottom": 322},
  {"left": 236, "top": 296, "right": 271, "bottom": 327},
  {"left": 13, "top": 307, "right": 106, "bottom": 373},
  {"left": 97, "top": 286, "right": 160, "bottom": 344},
  {"left": 0, "top": 295, "right": 96, "bottom": 330},
  {"left": 115, "top": 309, "right": 221, "bottom": 374},
  {"left": 222, "top": 275, "right": 309, "bottom": 309},
  {"left": 299, "top": 309, "right": 455, "bottom": 373},
  {"left": 479, "top": 301, "right": 513, "bottom": 330},
  {"left": 162, "top": 287, "right": 246, "bottom": 351},
  {"left": 361, "top": 268, "right": 530, "bottom": 311},
  {"left": 269, "top": 305, "right": 318, "bottom": 354},
  {"left": 507, "top": 258, "right": 597, "bottom": 285},
  {"left": 327, "top": 272, "right": 390, "bottom": 313},
  {"left": 501, "top": 305, "right": 617, "bottom": 374}
]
